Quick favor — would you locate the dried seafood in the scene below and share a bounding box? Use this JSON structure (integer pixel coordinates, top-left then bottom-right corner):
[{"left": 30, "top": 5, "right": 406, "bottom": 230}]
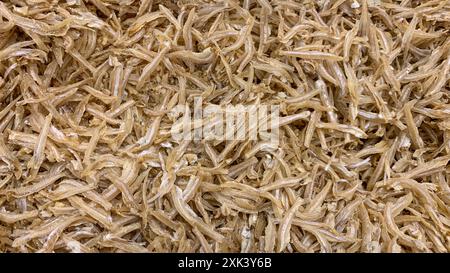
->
[{"left": 0, "top": 0, "right": 449, "bottom": 253}]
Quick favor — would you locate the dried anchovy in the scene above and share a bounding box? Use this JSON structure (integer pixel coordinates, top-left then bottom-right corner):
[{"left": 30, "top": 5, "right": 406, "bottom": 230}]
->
[{"left": 0, "top": 0, "right": 448, "bottom": 254}]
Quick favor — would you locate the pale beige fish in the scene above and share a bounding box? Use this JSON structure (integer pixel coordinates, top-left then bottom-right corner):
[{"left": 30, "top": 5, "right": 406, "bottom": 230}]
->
[{"left": 279, "top": 50, "right": 343, "bottom": 61}]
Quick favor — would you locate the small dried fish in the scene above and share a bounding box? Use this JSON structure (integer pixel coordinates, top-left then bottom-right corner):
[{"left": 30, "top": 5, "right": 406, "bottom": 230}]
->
[
  {"left": 279, "top": 50, "right": 343, "bottom": 61},
  {"left": 0, "top": 0, "right": 448, "bottom": 254}
]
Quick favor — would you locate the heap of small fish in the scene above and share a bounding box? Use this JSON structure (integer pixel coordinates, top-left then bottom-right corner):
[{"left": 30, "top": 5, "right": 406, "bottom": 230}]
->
[{"left": 0, "top": 0, "right": 449, "bottom": 253}]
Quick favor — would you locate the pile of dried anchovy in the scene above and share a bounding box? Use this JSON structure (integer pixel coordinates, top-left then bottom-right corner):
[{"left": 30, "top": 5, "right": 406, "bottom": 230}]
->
[{"left": 0, "top": 0, "right": 449, "bottom": 253}]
